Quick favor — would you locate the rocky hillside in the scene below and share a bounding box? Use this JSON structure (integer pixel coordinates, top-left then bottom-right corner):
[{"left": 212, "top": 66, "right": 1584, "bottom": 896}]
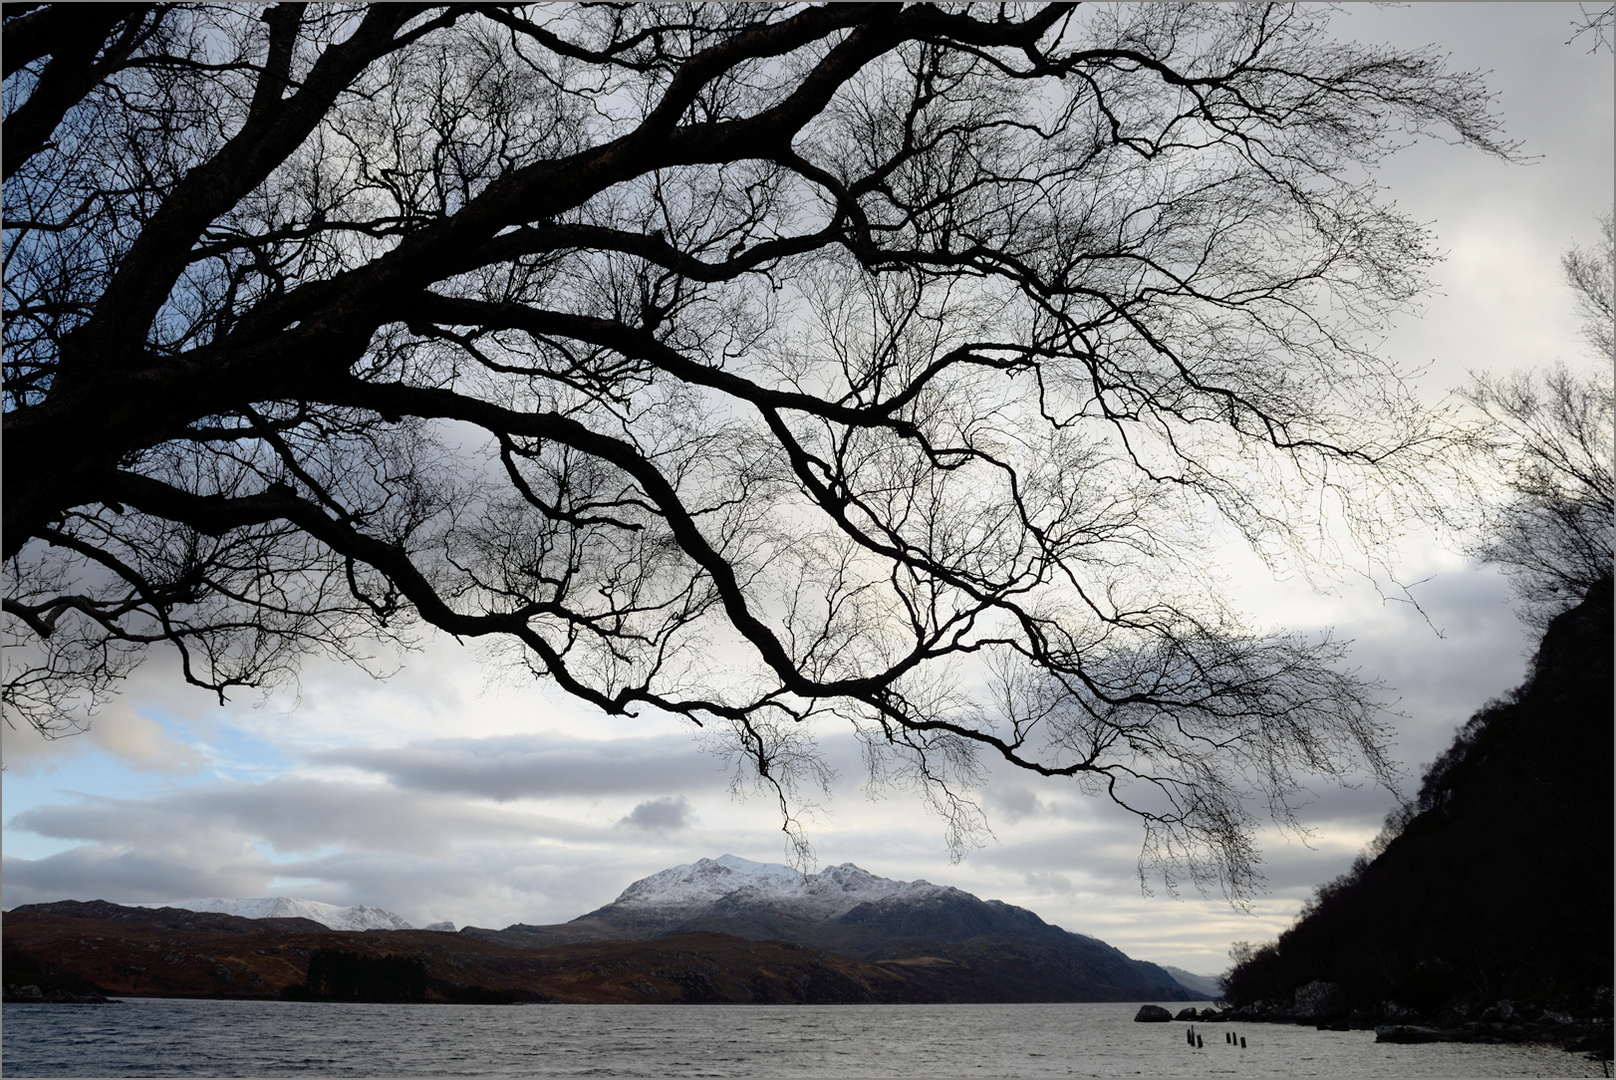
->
[{"left": 1223, "top": 577, "right": 1614, "bottom": 1025}]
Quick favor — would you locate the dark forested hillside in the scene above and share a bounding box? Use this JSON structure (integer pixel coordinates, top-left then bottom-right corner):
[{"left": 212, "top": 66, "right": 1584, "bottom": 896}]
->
[{"left": 1224, "top": 576, "right": 1613, "bottom": 1020}]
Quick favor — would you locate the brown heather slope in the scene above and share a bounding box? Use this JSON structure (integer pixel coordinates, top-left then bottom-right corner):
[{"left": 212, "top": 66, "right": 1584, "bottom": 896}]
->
[
  {"left": 5, "top": 898, "right": 1191, "bottom": 1004},
  {"left": 2, "top": 901, "right": 953, "bottom": 1003}
]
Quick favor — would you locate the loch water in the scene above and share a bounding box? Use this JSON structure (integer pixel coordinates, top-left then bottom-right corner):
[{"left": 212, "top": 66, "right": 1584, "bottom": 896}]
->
[{"left": 2, "top": 998, "right": 1603, "bottom": 1077}]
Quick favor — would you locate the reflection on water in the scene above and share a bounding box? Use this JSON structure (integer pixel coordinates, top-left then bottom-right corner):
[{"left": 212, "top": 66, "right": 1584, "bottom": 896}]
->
[{"left": 1, "top": 998, "right": 1601, "bottom": 1077}]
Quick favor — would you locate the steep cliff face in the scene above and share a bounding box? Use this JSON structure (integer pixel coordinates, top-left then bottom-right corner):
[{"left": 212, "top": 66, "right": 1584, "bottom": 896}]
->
[{"left": 1224, "top": 577, "right": 1614, "bottom": 1018}]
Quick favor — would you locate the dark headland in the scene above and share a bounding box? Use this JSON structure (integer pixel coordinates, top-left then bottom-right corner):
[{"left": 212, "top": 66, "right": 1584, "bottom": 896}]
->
[{"left": 1218, "top": 577, "right": 1613, "bottom": 1059}]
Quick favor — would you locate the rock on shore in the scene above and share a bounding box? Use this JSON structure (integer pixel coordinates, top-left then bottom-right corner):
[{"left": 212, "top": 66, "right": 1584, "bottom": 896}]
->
[{"left": 1186, "top": 998, "right": 1612, "bottom": 1059}]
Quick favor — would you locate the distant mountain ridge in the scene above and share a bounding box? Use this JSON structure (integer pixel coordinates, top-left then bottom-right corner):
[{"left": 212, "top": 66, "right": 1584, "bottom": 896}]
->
[
  {"left": 13, "top": 858, "right": 1203, "bottom": 1003},
  {"left": 461, "top": 855, "right": 1194, "bottom": 1002},
  {"left": 1160, "top": 965, "right": 1223, "bottom": 999},
  {"left": 3, "top": 901, "right": 1065, "bottom": 1005},
  {"left": 608, "top": 855, "right": 948, "bottom": 916},
  {"left": 152, "top": 896, "right": 414, "bottom": 932}
]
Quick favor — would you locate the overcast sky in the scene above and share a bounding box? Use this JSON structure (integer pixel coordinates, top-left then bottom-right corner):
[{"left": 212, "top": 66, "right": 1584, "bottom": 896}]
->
[{"left": 3, "top": 3, "right": 1611, "bottom": 978}]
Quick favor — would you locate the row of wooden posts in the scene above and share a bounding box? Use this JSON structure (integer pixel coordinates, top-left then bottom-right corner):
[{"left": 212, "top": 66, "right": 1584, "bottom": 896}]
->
[{"left": 1187, "top": 1025, "right": 1245, "bottom": 1049}]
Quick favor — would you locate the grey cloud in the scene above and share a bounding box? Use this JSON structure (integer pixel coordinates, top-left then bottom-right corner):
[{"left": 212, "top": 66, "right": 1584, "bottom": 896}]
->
[
  {"left": 982, "top": 782, "right": 1056, "bottom": 824},
  {"left": 310, "top": 733, "right": 729, "bottom": 802},
  {"left": 1315, "top": 566, "right": 1536, "bottom": 783},
  {"left": 2, "top": 835, "right": 711, "bottom": 932},
  {"left": 9, "top": 786, "right": 252, "bottom": 854},
  {"left": 976, "top": 829, "right": 1145, "bottom": 887},
  {"left": 1257, "top": 780, "right": 1400, "bottom": 832},
  {"left": 968, "top": 813, "right": 1379, "bottom": 937},
  {"left": 1, "top": 775, "right": 727, "bottom": 928},
  {"left": 971, "top": 789, "right": 1402, "bottom": 914},
  {"left": 230, "top": 847, "right": 545, "bottom": 924},
  {"left": 196, "top": 841, "right": 741, "bottom": 929},
  {"left": 1, "top": 844, "right": 272, "bottom": 908},
  {"left": 618, "top": 796, "right": 693, "bottom": 832},
  {"left": 1023, "top": 870, "right": 1076, "bottom": 895},
  {"left": 9, "top": 776, "right": 602, "bottom": 859}
]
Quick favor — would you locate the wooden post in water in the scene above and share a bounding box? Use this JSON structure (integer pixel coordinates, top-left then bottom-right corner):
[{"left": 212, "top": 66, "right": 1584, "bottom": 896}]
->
[
  {"left": 1196, "top": 1034, "right": 1203, "bottom": 1048},
  {"left": 1240, "top": 1036, "right": 1247, "bottom": 1048}
]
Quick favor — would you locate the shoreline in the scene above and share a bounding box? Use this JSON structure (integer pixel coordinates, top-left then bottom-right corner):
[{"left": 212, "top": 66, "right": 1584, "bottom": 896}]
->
[{"left": 1176, "top": 1004, "right": 1613, "bottom": 1059}]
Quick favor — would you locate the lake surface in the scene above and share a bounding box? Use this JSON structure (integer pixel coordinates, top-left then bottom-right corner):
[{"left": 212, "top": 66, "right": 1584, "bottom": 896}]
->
[{"left": 2, "top": 998, "right": 1602, "bottom": 1077}]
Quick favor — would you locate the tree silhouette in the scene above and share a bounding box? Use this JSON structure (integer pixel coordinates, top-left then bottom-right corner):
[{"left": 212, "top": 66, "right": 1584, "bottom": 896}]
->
[
  {"left": 1461, "top": 217, "right": 1614, "bottom": 629},
  {"left": 2, "top": 4, "right": 1513, "bottom": 893}
]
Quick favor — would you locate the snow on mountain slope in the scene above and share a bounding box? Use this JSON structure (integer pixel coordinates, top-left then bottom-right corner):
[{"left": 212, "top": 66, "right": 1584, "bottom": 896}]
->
[
  {"left": 608, "top": 854, "right": 950, "bottom": 919},
  {"left": 156, "top": 896, "right": 413, "bottom": 931}
]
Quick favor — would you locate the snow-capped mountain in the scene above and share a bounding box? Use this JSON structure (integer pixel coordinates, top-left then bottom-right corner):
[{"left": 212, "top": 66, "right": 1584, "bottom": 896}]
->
[
  {"left": 154, "top": 897, "right": 413, "bottom": 932},
  {"left": 462, "top": 854, "right": 1192, "bottom": 1002},
  {"left": 610, "top": 854, "right": 949, "bottom": 918}
]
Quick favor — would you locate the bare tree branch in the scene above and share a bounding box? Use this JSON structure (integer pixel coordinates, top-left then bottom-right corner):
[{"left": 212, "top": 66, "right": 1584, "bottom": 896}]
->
[{"left": 4, "top": 3, "right": 1515, "bottom": 892}]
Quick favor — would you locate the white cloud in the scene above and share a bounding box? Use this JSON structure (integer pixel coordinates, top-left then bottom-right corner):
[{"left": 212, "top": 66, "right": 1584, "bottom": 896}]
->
[{"left": 2, "top": 697, "right": 205, "bottom": 776}]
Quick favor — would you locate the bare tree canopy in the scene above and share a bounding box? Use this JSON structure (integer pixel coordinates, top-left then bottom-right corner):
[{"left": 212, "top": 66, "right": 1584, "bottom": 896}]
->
[
  {"left": 1567, "top": 3, "right": 1615, "bottom": 53},
  {"left": 2, "top": 3, "right": 1513, "bottom": 897},
  {"left": 1461, "top": 217, "right": 1615, "bottom": 629}
]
